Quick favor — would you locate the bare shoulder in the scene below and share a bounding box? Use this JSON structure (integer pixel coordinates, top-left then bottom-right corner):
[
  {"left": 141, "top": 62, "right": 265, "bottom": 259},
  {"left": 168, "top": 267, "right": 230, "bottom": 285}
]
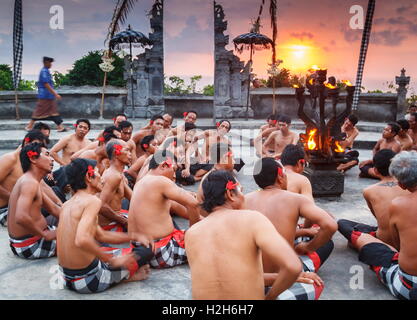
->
[{"left": 0, "top": 151, "right": 16, "bottom": 166}]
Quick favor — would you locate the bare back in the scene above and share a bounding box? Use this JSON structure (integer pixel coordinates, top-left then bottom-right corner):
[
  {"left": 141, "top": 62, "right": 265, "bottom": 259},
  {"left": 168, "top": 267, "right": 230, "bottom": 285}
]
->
[
  {"left": 185, "top": 210, "right": 265, "bottom": 299},
  {"left": 285, "top": 170, "right": 313, "bottom": 201},
  {"left": 363, "top": 181, "right": 409, "bottom": 246},
  {"left": 129, "top": 175, "right": 175, "bottom": 239},
  {"left": 0, "top": 150, "right": 23, "bottom": 208}
]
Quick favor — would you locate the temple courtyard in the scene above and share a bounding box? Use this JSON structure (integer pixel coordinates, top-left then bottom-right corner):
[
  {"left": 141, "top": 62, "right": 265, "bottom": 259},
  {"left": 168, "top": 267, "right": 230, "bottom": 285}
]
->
[{"left": 0, "top": 118, "right": 396, "bottom": 300}]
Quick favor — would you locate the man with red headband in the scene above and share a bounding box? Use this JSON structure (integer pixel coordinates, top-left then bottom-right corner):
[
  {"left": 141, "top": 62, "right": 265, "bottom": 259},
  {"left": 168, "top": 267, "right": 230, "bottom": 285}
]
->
[
  {"left": 57, "top": 158, "right": 152, "bottom": 294},
  {"left": 129, "top": 149, "right": 199, "bottom": 268},
  {"left": 50, "top": 119, "right": 92, "bottom": 166},
  {"left": 186, "top": 170, "right": 302, "bottom": 299},
  {"left": 132, "top": 115, "right": 164, "bottom": 158},
  {"left": 7, "top": 143, "right": 60, "bottom": 259},
  {"left": 254, "top": 114, "right": 279, "bottom": 158},
  {"left": 168, "top": 111, "right": 198, "bottom": 139},
  {"left": 245, "top": 158, "right": 337, "bottom": 300},
  {"left": 98, "top": 140, "right": 132, "bottom": 232},
  {"left": 0, "top": 131, "right": 61, "bottom": 227}
]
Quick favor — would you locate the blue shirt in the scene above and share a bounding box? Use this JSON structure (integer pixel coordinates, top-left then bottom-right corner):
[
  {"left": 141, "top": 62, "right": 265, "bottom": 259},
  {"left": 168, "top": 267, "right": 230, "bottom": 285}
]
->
[{"left": 37, "top": 67, "right": 55, "bottom": 100}]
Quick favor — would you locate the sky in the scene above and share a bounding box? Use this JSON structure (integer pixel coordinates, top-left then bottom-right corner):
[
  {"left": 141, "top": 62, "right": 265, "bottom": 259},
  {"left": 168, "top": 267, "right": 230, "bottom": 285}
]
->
[{"left": 0, "top": 0, "right": 416, "bottom": 94}]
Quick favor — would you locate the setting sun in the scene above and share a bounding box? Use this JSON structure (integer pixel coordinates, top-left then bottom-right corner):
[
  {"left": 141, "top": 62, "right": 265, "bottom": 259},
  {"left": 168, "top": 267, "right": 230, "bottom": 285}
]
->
[{"left": 278, "top": 43, "right": 323, "bottom": 73}]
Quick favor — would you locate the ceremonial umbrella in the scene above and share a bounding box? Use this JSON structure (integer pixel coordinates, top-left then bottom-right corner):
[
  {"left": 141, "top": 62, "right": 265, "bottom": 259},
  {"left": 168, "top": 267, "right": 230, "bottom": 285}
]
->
[
  {"left": 109, "top": 25, "right": 152, "bottom": 119},
  {"left": 233, "top": 23, "right": 273, "bottom": 120}
]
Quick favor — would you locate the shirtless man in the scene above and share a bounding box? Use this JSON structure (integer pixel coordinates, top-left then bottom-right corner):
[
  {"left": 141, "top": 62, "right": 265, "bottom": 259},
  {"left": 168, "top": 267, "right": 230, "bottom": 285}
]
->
[
  {"left": 340, "top": 151, "right": 417, "bottom": 300},
  {"left": 360, "top": 123, "right": 401, "bottom": 179},
  {"left": 132, "top": 115, "right": 164, "bottom": 158},
  {"left": 193, "top": 119, "right": 231, "bottom": 162},
  {"left": 169, "top": 110, "right": 198, "bottom": 138},
  {"left": 129, "top": 149, "right": 199, "bottom": 268},
  {"left": 124, "top": 135, "right": 157, "bottom": 187},
  {"left": 254, "top": 114, "right": 279, "bottom": 158},
  {"left": 186, "top": 170, "right": 302, "bottom": 300},
  {"left": 262, "top": 115, "right": 299, "bottom": 159},
  {"left": 99, "top": 140, "right": 132, "bottom": 231},
  {"left": 0, "top": 130, "right": 60, "bottom": 227},
  {"left": 50, "top": 118, "right": 91, "bottom": 166},
  {"left": 119, "top": 120, "right": 137, "bottom": 163},
  {"left": 245, "top": 158, "right": 338, "bottom": 300},
  {"left": 33, "top": 122, "right": 51, "bottom": 145},
  {"left": 280, "top": 144, "right": 313, "bottom": 201},
  {"left": 7, "top": 143, "right": 60, "bottom": 259},
  {"left": 407, "top": 113, "right": 417, "bottom": 150},
  {"left": 396, "top": 119, "right": 413, "bottom": 151},
  {"left": 338, "top": 149, "right": 409, "bottom": 248},
  {"left": 337, "top": 114, "right": 360, "bottom": 172},
  {"left": 57, "top": 158, "right": 152, "bottom": 294}
]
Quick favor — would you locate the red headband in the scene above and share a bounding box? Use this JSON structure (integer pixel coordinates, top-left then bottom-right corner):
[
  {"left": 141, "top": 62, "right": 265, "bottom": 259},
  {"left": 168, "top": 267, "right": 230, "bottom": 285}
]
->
[
  {"left": 216, "top": 122, "right": 220, "bottom": 128},
  {"left": 164, "top": 157, "right": 173, "bottom": 168},
  {"left": 226, "top": 151, "right": 233, "bottom": 157},
  {"left": 273, "top": 120, "right": 277, "bottom": 124},
  {"left": 27, "top": 151, "right": 38, "bottom": 158},
  {"left": 87, "top": 165, "right": 95, "bottom": 177},
  {"left": 183, "top": 112, "right": 188, "bottom": 117},
  {"left": 300, "top": 159, "right": 306, "bottom": 165},
  {"left": 74, "top": 124, "right": 78, "bottom": 128},
  {"left": 150, "top": 120, "right": 154, "bottom": 125},
  {"left": 277, "top": 167, "right": 283, "bottom": 177},
  {"left": 172, "top": 140, "right": 177, "bottom": 147},
  {"left": 98, "top": 137, "right": 105, "bottom": 143},
  {"left": 143, "top": 143, "right": 149, "bottom": 149},
  {"left": 226, "top": 180, "right": 238, "bottom": 191},
  {"left": 24, "top": 137, "right": 30, "bottom": 143},
  {"left": 112, "top": 118, "right": 116, "bottom": 122},
  {"left": 113, "top": 144, "right": 123, "bottom": 155}
]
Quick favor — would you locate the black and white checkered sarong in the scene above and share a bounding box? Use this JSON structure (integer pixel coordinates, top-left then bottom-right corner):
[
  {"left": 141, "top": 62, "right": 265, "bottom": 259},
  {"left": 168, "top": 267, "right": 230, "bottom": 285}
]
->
[
  {"left": 0, "top": 207, "right": 8, "bottom": 227},
  {"left": 9, "top": 226, "right": 56, "bottom": 259},
  {"left": 149, "top": 229, "right": 187, "bottom": 268}
]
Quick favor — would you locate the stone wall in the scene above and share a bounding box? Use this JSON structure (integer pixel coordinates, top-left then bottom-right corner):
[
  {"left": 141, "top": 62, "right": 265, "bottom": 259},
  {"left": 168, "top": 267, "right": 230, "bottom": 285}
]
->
[{"left": 0, "top": 86, "right": 400, "bottom": 122}]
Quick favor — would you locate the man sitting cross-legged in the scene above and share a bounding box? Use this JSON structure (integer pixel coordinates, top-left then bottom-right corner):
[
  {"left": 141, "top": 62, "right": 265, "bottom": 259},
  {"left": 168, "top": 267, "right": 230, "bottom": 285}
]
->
[
  {"left": 262, "top": 115, "right": 299, "bottom": 159},
  {"left": 254, "top": 114, "right": 279, "bottom": 158},
  {"left": 280, "top": 144, "right": 313, "bottom": 201},
  {"left": 245, "top": 158, "right": 338, "bottom": 300},
  {"left": 359, "top": 122, "right": 401, "bottom": 179},
  {"left": 57, "top": 158, "right": 152, "bottom": 294},
  {"left": 8, "top": 143, "right": 59, "bottom": 259},
  {"left": 186, "top": 170, "right": 302, "bottom": 300},
  {"left": 129, "top": 149, "right": 199, "bottom": 268},
  {"left": 341, "top": 151, "right": 417, "bottom": 300},
  {"left": 50, "top": 118, "right": 92, "bottom": 166},
  {"left": 337, "top": 114, "right": 360, "bottom": 172},
  {"left": 99, "top": 140, "right": 133, "bottom": 232},
  {"left": 338, "top": 149, "right": 409, "bottom": 249}
]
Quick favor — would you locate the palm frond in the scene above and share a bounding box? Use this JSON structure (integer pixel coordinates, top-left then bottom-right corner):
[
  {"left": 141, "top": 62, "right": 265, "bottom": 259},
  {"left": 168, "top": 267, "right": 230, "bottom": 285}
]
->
[{"left": 105, "top": 0, "right": 139, "bottom": 52}]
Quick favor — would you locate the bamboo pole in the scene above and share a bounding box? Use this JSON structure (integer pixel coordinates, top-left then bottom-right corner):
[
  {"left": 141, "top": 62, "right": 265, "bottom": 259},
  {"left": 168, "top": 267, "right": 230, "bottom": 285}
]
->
[{"left": 99, "top": 72, "right": 107, "bottom": 120}]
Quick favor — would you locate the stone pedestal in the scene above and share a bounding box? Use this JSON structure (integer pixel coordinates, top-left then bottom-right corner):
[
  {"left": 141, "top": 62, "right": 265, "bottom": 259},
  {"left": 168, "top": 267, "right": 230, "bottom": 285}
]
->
[
  {"left": 303, "top": 165, "right": 345, "bottom": 197},
  {"left": 395, "top": 68, "right": 411, "bottom": 120}
]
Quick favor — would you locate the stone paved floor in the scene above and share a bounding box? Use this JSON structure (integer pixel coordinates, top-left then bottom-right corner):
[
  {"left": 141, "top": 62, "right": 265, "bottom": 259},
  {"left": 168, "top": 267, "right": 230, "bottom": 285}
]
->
[{"left": 0, "top": 146, "right": 396, "bottom": 300}]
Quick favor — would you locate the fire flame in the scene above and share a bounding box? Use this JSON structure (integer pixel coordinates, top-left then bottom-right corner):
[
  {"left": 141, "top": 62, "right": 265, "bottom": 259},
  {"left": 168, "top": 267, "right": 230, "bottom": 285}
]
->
[
  {"left": 310, "top": 65, "right": 321, "bottom": 71},
  {"left": 325, "top": 82, "right": 337, "bottom": 89},
  {"left": 308, "top": 78, "right": 314, "bottom": 85},
  {"left": 334, "top": 141, "right": 345, "bottom": 152},
  {"left": 342, "top": 80, "right": 353, "bottom": 87},
  {"left": 307, "top": 129, "right": 318, "bottom": 150},
  {"left": 293, "top": 84, "right": 300, "bottom": 88}
]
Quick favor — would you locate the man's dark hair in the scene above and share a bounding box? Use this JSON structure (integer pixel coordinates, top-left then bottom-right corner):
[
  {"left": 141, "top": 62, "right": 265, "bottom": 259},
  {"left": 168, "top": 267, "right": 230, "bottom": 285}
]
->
[
  {"left": 76, "top": 118, "right": 91, "bottom": 130},
  {"left": 373, "top": 149, "right": 396, "bottom": 177},
  {"left": 106, "top": 140, "right": 123, "bottom": 160},
  {"left": 119, "top": 120, "right": 133, "bottom": 130},
  {"left": 184, "top": 122, "right": 197, "bottom": 132},
  {"left": 253, "top": 158, "right": 283, "bottom": 189},
  {"left": 279, "top": 115, "right": 291, "bottom": 125},
  {"left": 186, "top": 110, "right": 198, "bottom": 117},
  {"left": 115, "top": 113, "right": 127, "bottom": 119},
  {"left": 22, "top": 130, "right": 47, "bottom": 147},
  {"left": 410, "top": 112, "right": 417, "bottom": 121},
  {"left": 348, "top": 114, "right": 359, "bottom": 126},
  {"left": 151, "top": 115, "right": 164, "bottom": 122},
  {"left": 33, "top": 122, "right": 51, "bottom": 132},
  {"left": 201, "top": 170, "right": 237, "bottom": 213},
  {"left": 397, "top": 119, "right": 410, "bottom": 131},
  {"left": 20, "top": 143, "right": 44, "bottom": 173},
  {"left": 66, "top": 158, "right": 98, "bottom": 192},
  {"left": 387, "top": 122, "right": 401, "bottom": 136},
  {"left": 281, "top": 144, "right": 305, "bottom": 166},
  {"left": 209, "top": 142, "right": 230, "bottom": 164},
  {"left": 103, "top": 126, "right": 121, "bottom": 143},
  {"left": 149, "top": 149, "right": 175, "bottom": 170},
  {"left": 43, "top": 56, "right": 54, "bottom": 63},
  {"left": 267, "top": 114, "right": 275, "bottom": 121},
  {"left": 140, "top": 135, "right": 155, "bottom": 152},
  {"left": 218, "top": 119, "right": 232, "bottom": 132}
]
